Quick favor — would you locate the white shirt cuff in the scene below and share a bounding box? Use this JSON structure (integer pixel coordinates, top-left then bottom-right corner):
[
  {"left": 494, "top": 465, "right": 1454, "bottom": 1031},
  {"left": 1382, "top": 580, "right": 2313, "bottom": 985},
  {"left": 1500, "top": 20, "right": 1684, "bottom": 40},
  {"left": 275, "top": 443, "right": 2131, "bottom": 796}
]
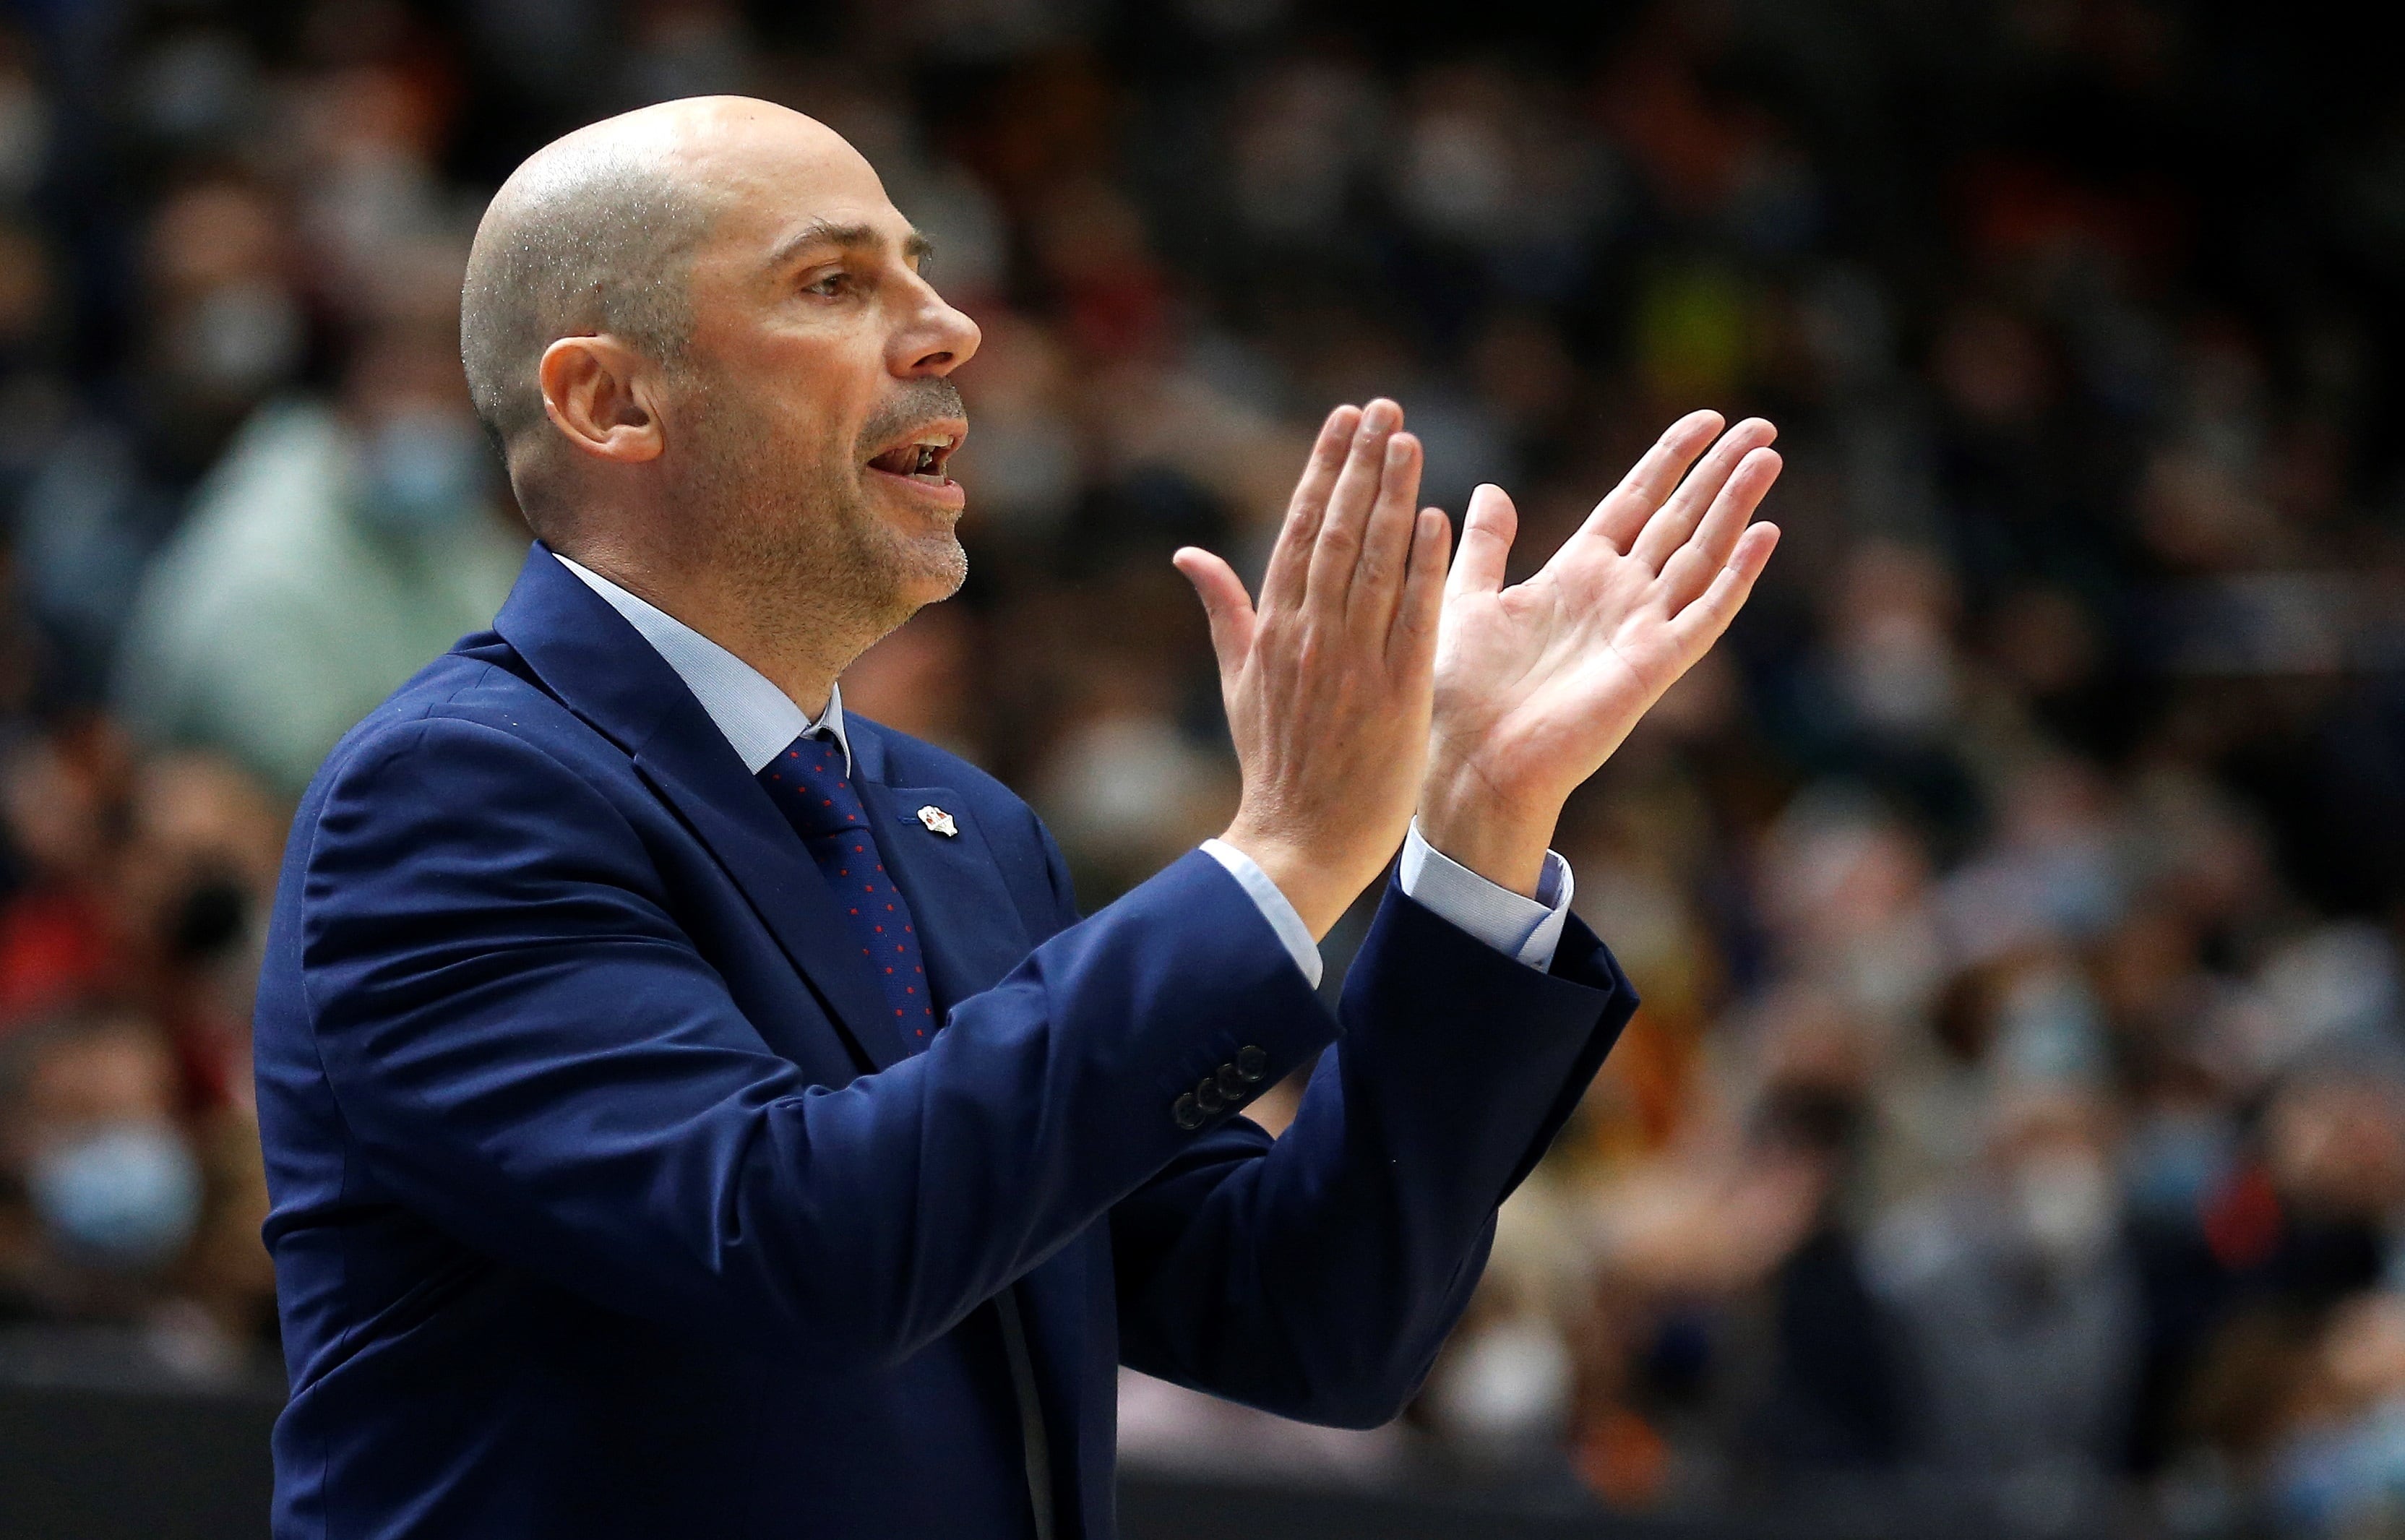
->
[
  {"left": 1395, "top": 820, "right": 1572, "bottom": 971},
  {"left": 1200, "top": 838, "right": 1323, "bottom": 989}
]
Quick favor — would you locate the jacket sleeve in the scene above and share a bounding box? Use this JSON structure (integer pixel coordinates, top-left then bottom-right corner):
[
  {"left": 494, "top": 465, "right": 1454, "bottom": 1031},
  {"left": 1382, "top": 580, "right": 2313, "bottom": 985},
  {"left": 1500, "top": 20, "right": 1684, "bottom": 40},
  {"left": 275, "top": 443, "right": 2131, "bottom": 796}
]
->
[
  {"left": 290, "top": 715, "right": 1335, "bottom": 1369},
  {"left": 1108, "top": 880, "right": 1636, "bottom": 1429}
]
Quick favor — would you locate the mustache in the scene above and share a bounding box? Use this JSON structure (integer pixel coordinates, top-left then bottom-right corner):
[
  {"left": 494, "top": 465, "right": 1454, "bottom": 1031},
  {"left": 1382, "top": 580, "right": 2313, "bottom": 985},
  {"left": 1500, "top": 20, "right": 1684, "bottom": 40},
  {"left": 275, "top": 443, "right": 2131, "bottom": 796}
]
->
[{"left": 856, "top": 378, "right": 967, "bottom": 456}]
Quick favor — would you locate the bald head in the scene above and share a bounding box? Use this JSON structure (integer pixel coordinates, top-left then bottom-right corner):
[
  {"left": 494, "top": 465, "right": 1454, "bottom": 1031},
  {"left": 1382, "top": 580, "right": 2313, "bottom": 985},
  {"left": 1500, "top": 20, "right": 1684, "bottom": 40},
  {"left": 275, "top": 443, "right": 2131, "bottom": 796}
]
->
[
  {"left": 464, "top": 107, "right": 707, "bottom": 455},
  {"left": 461, "top": 98, "right": 870, "bottom": 530}
]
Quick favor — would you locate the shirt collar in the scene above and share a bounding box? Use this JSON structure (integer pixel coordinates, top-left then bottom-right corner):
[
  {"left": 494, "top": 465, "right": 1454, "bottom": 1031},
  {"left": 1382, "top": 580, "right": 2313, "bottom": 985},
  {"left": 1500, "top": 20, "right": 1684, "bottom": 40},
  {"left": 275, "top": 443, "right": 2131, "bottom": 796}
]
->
[{"left": 555, "top": 554, "right": 849, "bottom": 775}]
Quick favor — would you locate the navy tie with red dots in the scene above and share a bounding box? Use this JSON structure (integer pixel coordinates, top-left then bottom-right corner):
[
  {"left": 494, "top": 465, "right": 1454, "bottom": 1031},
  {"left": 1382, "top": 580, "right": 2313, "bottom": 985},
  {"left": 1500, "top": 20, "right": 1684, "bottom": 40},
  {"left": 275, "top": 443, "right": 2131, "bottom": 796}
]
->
[{"left": 757, "top": 734, "right": 938, "bottom": 1050}]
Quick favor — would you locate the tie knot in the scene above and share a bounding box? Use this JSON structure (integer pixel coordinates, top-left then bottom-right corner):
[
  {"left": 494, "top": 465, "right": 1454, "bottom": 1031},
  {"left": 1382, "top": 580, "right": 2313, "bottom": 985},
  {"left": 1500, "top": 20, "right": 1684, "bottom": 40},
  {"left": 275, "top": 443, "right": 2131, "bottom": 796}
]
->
[{"left": 759, "top": 734, "right": 864, "bottom": 838}]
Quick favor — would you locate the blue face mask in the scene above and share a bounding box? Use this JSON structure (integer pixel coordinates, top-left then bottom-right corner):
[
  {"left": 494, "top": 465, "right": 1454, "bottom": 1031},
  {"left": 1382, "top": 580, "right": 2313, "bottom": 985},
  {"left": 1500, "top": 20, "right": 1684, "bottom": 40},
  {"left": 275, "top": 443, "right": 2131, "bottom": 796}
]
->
[
  {"left": 28, "top": 1121, "right": 204, "bottom": 1271},
  {"left": 358, "top": 408, "right": 492, "bottom": 537},
  {"left": 2122, "top": 1111, "right": 2234, "bottom": 1225}
]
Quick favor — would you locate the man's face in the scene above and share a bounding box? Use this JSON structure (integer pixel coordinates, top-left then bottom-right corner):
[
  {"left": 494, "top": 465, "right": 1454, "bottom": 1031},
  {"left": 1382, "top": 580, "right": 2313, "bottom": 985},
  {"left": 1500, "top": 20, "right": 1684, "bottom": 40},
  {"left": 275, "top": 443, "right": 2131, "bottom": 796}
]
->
[{"left": 666, "top": 120, "right": 981, "bottom": 637}]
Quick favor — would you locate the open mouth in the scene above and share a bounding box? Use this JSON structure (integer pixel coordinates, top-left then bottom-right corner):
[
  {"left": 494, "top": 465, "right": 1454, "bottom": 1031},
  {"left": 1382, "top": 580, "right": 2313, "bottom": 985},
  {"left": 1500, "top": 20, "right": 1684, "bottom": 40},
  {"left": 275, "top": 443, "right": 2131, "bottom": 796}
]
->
[{"left": 865, "top": 428, "right": 963, "bottom": 487}]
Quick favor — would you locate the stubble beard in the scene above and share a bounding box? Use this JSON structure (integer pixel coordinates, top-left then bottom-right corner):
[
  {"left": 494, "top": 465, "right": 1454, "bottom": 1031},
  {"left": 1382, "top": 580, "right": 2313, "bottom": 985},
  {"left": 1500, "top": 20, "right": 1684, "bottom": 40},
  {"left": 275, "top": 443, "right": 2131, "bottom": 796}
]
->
[{"left": 676, "top": 374, "right": 968, "bottom": 671}]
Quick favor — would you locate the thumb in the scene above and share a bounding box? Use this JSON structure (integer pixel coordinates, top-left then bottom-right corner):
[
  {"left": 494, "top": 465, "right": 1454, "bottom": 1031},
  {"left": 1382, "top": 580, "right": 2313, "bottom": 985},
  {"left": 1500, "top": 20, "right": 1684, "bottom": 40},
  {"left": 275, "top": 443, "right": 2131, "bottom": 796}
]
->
[
  {"left": 1448, "top": 483, "right": 1518, "bottom": 600},
  {"left": 1172, "top": 546, "right": 1257, "bottom": 679}
]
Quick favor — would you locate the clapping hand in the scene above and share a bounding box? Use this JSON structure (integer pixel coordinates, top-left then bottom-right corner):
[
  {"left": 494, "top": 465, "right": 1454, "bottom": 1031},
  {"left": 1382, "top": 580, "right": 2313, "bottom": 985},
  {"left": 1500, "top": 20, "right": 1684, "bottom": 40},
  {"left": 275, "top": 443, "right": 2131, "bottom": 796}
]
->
[
  {"left": 1419, "top": 412, "right": 1783, "bottom": 895},
  {"left": 1175, "top": 400, "right": 1450, "bottom": 938}
]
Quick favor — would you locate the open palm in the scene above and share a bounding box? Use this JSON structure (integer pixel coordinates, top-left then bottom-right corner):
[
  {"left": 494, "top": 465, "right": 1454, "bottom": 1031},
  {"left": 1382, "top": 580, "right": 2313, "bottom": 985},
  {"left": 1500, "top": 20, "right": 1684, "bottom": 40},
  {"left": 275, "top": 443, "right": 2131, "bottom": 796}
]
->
[{"left": 1429, "top": 412, "right": 1783, "bottom": 830}]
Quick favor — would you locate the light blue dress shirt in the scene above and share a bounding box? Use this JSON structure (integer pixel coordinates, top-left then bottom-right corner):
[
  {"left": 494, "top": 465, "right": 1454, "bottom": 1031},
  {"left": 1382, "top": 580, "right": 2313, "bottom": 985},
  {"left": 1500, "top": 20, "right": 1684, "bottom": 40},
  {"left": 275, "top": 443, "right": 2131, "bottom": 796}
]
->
[{"left": 557, "top": 555, "right": 1572, "bottom": 986}]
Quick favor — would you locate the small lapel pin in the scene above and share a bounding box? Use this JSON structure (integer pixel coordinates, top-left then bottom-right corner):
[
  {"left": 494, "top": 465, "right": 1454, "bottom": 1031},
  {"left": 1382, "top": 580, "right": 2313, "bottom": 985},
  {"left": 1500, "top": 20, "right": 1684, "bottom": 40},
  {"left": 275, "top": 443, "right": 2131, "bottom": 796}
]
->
[{"left": 916, "top": 804, "right": 958, "bottom": 838}]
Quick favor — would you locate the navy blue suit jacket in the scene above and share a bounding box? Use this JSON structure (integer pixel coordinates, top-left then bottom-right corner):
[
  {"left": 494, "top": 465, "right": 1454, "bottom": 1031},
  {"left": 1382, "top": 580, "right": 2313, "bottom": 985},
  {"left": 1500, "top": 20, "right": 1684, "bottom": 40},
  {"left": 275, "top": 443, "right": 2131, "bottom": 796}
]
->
[{"left": 254, "top": 547, "right": 1637, "bottom": 1539}]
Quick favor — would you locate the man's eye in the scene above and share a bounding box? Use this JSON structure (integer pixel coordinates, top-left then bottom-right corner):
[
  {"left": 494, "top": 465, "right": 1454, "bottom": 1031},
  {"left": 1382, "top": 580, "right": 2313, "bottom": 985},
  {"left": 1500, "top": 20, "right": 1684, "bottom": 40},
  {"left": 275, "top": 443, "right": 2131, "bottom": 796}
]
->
[{"left": 804, "top": 272, "right": 852, "bottom": 297}]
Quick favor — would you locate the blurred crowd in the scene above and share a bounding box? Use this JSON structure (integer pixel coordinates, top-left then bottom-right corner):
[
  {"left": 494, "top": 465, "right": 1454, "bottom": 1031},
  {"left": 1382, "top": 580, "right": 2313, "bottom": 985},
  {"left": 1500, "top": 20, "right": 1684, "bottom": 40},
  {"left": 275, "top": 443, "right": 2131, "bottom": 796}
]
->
[{"left": 0, "top": 1, "right": 2401, "bottom": 1536}]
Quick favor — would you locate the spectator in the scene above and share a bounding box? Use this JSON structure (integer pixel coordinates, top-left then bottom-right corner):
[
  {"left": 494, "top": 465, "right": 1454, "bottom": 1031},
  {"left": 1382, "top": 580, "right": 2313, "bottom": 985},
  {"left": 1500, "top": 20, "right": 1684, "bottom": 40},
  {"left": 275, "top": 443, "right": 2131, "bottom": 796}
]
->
[
  {"left": 113, "top": 309, "right": 522, "bottom": 796},
  {"left": 14, "top": 177, "right": 306, "bottom": 702},
  {"left": 0, "top": 1009, "right": 200, "bottom": 1323},
  {"left": 1867, "top": 1086, "right": 2142, "bottom": 1528},
  {"left": 0, "top": 726, "right": 131, "bottom": 1026}
]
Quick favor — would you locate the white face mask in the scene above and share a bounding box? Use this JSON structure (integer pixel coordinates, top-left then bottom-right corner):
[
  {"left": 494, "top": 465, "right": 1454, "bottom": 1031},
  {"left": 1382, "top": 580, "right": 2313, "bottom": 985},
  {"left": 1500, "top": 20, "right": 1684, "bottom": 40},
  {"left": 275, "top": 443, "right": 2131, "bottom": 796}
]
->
[
  {"left": 29, "top": 1120, "right": 204, "bottom": 1271},
  {"left": 1426, "top": 1316, "right": 1574, "bottom": 1453},
  {"left": 1838, "top": 616, "right": 1959, "bottom": 736},
  {"left": 171, "top": 280, "right": 304, "bottom": 398},
  {"left": 2014, "top": 1149, "right": 2117, "bottom": 1265}
]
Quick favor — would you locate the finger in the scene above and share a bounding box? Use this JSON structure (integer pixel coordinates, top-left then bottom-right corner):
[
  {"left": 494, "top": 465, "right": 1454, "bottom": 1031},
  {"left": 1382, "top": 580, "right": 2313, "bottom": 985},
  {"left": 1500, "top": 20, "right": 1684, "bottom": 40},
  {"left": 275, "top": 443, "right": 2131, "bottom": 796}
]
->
[
  {"left": 1346, "top": 430, "right": 1424, "bottom": 635},
  {"left": 1629, "top": 416, "right": 1777, "bottom": 574},
  {"left": 1656, "top": 447, "right": 1784, "bottom": 614},
  {"left": 1388, "top": 506, "right": 1451, "bottom": 674},
  {"left": 1447, "top": 483, "right": 1518, "bottom": 600},
  {"left": 1304, "top": 397, "right": 1402, "bottom": 611},
  {"left": 1260, "top": 404, "right": 1361, "bottom": 615},
  {"left": 1584, "top": 410, "right": 1724, "bottom": 554},
  {"left": 1665, "top": 521, "right": 1781, "bottom": 654},
  {"left": 1172, "top": 546, "right": 1258, "bottom": 680}
]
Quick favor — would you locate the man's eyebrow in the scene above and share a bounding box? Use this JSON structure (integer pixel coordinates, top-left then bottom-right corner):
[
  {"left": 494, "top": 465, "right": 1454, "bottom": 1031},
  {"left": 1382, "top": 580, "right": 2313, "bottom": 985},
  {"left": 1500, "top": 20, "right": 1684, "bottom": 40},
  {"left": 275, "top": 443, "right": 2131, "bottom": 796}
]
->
[{"left": 767, "top": 218, "right": 936, "bottom": 270}]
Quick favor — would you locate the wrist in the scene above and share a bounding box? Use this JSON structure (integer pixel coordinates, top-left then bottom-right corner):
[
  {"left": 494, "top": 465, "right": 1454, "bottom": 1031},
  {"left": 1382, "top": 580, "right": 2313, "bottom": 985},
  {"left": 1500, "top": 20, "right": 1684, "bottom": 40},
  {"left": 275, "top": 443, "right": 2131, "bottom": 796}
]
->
[
  {"left": 1214, "top": 822, "right": 1362, "bottom": 942},
  {"left": 1416, "top": 763, "right": 1557, "bottom": 899}
]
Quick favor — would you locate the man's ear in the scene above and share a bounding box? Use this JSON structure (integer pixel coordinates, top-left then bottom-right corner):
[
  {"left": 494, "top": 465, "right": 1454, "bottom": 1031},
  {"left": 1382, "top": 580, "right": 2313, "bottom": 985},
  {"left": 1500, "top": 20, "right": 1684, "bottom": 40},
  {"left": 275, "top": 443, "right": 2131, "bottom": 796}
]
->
[{"left": 538, "top": 336, "right": 667, "bottom": 465}]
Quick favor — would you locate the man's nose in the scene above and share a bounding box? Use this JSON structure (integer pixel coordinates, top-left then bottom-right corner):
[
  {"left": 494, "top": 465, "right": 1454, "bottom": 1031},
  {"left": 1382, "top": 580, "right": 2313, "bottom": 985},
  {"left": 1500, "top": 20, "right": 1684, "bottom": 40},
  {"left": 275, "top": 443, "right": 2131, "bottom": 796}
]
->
[{"left": 895, "top": 288, "right": 981, "bottom": 379}]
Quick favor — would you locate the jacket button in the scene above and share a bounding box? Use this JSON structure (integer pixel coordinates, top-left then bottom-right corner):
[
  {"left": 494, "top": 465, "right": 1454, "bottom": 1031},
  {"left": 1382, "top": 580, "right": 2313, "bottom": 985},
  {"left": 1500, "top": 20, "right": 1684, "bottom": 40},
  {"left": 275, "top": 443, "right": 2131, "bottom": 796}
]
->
[
  {"left": 1173, "top": 1093, "right": 1205, "bottom": 1130},
  {"left": 1235, "top": 1045, "right": 1268, "bottom": 1083},
  {"left": 1216, "top": 1063, "right": 1246, "bottom": 1099},
  {"left": 1193, "top": 1076, "right": 1226, "bottom": 1114}
]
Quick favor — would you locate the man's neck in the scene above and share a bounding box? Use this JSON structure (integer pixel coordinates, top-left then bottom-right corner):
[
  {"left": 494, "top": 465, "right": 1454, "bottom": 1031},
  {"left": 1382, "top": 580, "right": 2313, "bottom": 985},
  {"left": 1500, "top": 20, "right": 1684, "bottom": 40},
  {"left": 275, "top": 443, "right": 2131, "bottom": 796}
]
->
[{"left": 563, "top": 546, "right": 857, "bottom": 720}]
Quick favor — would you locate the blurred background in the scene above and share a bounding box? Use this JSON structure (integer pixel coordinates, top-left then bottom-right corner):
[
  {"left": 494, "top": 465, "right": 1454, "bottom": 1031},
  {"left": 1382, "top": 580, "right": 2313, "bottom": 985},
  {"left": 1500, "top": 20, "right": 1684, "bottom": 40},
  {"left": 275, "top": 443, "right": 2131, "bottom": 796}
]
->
[{"left": 0, "top": 0, "right": 2402, "bottom": 1536}]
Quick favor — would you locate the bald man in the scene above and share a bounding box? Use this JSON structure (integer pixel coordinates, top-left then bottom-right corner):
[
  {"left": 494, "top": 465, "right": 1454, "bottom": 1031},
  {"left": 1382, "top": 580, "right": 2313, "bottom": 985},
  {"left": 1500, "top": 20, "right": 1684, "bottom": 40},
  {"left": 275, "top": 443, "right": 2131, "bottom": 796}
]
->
[{"left": 253, "top": 98, "right": 1781, "bottom": 1539}]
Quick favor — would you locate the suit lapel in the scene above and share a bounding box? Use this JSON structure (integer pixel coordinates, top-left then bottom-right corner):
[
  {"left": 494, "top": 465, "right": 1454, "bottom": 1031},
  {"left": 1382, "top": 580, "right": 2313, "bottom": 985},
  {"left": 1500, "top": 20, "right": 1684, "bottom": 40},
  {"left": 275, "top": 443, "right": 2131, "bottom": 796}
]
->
[
  {"left": 489, "top": 546, "right": 911, "bottom": 1073},
  {"left": 629, "top": 748, "right": 911, "bottom": 1072}
]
